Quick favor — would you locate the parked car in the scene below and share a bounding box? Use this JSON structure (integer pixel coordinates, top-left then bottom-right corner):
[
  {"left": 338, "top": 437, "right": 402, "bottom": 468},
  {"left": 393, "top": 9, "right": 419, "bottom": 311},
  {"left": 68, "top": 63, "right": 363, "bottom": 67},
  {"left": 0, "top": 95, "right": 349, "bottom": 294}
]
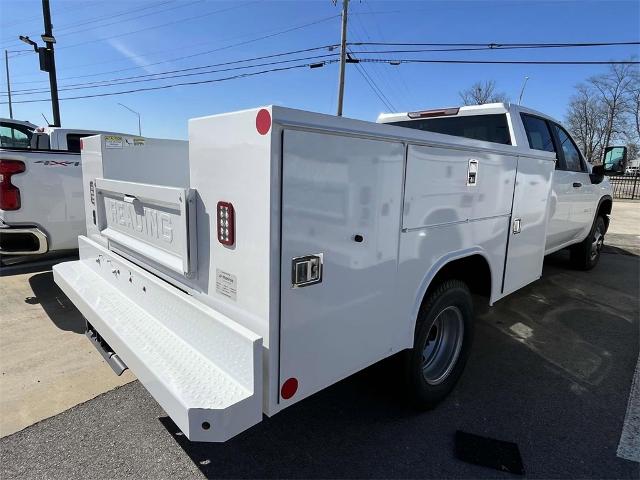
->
[
  {"left": 0, "top": 123, "right": 131, "bottom": 263},
  {"left": 54, "top": 104, "right": 611, "bottom": 442}
]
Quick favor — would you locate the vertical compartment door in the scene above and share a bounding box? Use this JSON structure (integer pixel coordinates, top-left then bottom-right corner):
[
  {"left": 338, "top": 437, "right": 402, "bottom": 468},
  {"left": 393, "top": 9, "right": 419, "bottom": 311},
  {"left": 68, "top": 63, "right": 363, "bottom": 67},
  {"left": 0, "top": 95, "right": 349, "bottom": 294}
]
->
[
  {"left": 279, "top": 130, "right": 404, "bottom": 406},
  {"left": 502, "top": 156, "right": 555, "bottom": 296}
]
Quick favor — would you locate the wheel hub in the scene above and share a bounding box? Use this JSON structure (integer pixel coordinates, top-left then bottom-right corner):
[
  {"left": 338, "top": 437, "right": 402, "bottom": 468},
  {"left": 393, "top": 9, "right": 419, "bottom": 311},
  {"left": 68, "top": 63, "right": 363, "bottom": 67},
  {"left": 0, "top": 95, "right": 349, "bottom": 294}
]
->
[
  {"left": 422, "top": 306, "right": 464, "bottom": 385},
  {"left": 590, "top": 225, "right": 604, "bottom": 261}
]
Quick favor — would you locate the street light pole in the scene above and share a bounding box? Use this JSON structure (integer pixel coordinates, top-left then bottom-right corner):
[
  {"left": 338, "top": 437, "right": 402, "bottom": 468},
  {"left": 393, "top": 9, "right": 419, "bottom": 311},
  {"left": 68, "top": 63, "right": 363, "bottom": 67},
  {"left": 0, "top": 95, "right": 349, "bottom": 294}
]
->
[
  {"left": 518, "top": 76, "right": 530, "bottom": 105},
  {"left": 4, "top": 50, "right": 12, "bottom": 119},
  {"left": 41, "top": 0, "right": 60, "bottom": 127},
  {"left": 336, "top": 0, "right": 349, "bottom": 116},
  {"left": 118, "top": 103, "right": 142, "bottom": 136}
]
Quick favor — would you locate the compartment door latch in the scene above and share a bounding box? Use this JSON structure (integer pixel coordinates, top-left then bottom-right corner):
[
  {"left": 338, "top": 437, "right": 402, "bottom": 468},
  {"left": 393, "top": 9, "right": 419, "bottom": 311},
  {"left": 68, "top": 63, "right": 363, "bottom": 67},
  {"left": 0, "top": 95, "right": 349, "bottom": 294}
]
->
[
  {"left": 291, "top": 254, "right": 323, "bottom": 288},
  {"left": 467, "top": 159, "right": 479, "bottom": 186}
]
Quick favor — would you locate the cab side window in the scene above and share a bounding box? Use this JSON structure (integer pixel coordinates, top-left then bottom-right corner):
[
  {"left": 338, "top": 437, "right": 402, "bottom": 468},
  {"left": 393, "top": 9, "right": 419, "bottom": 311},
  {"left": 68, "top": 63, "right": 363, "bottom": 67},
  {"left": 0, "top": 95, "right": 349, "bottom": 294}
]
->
[
  {"left": 521, "top": 114, "right": 555, "bottom": 153},
  {"left": 551, "top": 124, "right": 585, "bottom": 172},
  {"left": 0, "top": 124, "right": 32, "bottom": 149}
]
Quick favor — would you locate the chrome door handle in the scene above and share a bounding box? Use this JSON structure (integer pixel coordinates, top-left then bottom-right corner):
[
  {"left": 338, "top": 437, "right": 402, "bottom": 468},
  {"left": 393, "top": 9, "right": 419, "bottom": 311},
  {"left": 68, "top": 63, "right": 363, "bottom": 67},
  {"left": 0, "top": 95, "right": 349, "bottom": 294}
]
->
[{"left": 572, "top": 182, "right": 582, "bottom": 188}]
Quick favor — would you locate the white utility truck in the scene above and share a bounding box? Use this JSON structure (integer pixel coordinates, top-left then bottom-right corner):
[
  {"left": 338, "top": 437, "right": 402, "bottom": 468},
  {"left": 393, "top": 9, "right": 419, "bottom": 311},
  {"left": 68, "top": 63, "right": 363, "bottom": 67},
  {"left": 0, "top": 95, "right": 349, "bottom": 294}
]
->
[
  {"left": 53, "top": 103, "right": 612, "bottom": 442},
  {"left": 0, "top": 123, "right": 147, "bottom": 262}
]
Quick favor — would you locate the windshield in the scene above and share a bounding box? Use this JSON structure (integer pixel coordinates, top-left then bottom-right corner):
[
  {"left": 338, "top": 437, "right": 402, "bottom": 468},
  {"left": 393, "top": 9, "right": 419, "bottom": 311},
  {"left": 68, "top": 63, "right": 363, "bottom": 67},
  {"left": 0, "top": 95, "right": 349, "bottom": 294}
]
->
[{"left": 0, "top": 122, "right": 34, "bottom": 149}]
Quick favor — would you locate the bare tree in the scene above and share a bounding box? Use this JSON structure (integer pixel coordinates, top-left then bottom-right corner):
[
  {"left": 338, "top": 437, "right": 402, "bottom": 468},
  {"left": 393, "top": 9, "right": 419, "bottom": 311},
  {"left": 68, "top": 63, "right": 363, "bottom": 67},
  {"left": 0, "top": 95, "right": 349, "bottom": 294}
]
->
[
  {"left": 459, "top": 80, "right": 509, "bottom": 105},
  {"left": 566, "top": 84, "right": 608, "bottom": 162},
  {"left": 565, "top": 61, "right": 639, "bottom": 164},
  {"left": 625, "top": 69, "right": 640, "bottom": 144},
  {"left": 590, "top": 63, "right": 636, "bottom": 151}
]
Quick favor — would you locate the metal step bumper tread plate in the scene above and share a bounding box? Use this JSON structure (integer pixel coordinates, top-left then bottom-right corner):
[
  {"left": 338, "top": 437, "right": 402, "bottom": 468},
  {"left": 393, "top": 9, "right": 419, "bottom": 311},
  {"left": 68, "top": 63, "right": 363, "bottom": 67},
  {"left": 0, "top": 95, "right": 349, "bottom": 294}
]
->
[{"left": 53, "top": 237, "right": 262, "bottom": 442}]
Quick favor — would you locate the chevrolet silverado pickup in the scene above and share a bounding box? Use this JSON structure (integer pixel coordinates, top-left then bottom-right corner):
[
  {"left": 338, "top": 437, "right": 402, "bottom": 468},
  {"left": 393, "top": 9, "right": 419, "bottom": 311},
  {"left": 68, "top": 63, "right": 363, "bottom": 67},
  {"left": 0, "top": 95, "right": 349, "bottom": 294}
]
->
[
  {"left": 53, "top": 103, "right": 611, "bottom": 442},
  {"left": 0, "top": 123, "right": 132, "bottom": 263}
]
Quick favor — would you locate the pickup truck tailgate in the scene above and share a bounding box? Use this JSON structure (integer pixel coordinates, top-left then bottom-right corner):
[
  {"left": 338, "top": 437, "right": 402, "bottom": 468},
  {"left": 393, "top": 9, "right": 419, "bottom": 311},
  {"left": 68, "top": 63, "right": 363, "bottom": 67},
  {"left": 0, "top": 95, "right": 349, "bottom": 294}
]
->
[
  {"left": 94, "top": 178, "right": 197, "bottom": 277},
  {"left": 53, "top": 237, "right": 263, "bottom": 442}
]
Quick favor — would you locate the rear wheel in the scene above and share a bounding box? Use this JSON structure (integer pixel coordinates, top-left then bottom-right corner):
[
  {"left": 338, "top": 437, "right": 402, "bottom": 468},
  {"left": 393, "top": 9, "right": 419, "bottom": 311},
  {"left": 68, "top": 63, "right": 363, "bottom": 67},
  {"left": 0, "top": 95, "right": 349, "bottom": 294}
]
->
[
  {"left": 570, "top": 215, "right": 606, "bottom": 270},
  {"left": 406, "top": 280, "right": 474, "bottom": 409}
]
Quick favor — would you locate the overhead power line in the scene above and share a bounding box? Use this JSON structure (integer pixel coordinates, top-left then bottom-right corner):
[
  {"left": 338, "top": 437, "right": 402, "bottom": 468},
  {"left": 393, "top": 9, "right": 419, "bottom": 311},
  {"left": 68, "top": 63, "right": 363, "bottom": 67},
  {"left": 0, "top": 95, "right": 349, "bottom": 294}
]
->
[
  {"left": 0, "top": 60, "right": 338, "bottom": 105},
  {"left": 350, "top": 41, "right": 640, "bottom": 48},
  {"left": 10, "top": 14, "right": 342, "bottom": 85},
  {"left": 3, "top": 45, "right": 339, "bottom": 96},
  {"left": 4, "top": 53, "right": 340, "bottom": 97},
  {"left": 358, "top": 58, "right": 640, "bottom": 65},
  {"left": 348, "top": 45, "right": 640, "bottom": 54},
  {"left": 3, "top": 55, "right": 638, "bottom": 106},
  {"left": 56, "top": 1, "right": 258, "bottom": 51},
  {"left": 0, "top": 0, "right": 179, "bottom": 47},
  {"left": 0, "top": 1, "right": 91, "bottom": 30}
]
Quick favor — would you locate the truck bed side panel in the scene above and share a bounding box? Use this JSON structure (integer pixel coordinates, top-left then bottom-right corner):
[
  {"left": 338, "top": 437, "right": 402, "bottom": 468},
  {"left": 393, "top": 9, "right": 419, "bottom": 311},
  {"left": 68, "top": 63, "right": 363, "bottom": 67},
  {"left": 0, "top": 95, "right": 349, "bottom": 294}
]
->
[{"left": 278, "top": 129, "right": 405, "bottom": 408}]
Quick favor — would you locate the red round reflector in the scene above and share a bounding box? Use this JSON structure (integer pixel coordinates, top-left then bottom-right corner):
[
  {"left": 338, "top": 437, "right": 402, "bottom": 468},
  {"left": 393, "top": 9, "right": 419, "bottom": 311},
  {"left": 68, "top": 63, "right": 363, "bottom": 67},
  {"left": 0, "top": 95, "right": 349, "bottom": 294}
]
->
[
  {"left": 281, "top": 377, "right": 298, "bottom": 400},
  {"left": 255, "top": 108, "right": 271, "bottom": 135}
]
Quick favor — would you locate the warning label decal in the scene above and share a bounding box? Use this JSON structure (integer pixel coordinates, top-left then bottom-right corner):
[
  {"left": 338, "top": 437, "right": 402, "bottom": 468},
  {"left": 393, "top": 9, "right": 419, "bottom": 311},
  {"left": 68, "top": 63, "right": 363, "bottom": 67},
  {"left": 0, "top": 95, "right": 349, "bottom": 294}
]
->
[
  {"left": 216, "top": 269, "right": 237, "bottom": 301},
  {"left": 105, "top": 135, "right": 123, "bottom": 149}
]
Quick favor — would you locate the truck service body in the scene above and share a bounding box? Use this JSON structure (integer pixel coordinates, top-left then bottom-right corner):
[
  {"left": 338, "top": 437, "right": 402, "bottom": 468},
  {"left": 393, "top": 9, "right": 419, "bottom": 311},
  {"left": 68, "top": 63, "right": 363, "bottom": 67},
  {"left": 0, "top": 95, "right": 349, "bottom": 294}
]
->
[
  {"left": 0, "top": 124, "right": 141, "bottom": 260},
  {"left": 53, "top": 104, "right": 612, "bottom": 442}
]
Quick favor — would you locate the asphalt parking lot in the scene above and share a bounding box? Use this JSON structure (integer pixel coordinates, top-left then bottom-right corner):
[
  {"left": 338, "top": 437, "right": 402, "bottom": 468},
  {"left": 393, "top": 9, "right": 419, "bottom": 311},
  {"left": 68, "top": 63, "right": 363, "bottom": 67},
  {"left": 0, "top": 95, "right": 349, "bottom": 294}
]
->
[{"left": 1, "top": 202, "right": 638, "bottom": 479}]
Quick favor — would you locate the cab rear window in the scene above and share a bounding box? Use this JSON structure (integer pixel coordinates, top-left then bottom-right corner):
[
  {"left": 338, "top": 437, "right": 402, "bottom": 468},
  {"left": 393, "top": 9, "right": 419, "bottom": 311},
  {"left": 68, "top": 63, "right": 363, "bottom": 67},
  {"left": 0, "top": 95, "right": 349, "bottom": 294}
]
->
[{"left": 388, "top": 113, "right": 511, "bottom": 145}]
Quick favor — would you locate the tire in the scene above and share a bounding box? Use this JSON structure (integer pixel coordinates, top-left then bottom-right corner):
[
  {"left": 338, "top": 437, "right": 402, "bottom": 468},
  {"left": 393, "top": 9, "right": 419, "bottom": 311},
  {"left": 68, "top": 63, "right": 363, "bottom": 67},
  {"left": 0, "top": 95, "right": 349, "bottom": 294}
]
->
[
  {"left": 405, "top": 279, "right": 474, "bottom": 409},
  {"left": 570, "top": 215, "right": 606, "bottom": 271}
]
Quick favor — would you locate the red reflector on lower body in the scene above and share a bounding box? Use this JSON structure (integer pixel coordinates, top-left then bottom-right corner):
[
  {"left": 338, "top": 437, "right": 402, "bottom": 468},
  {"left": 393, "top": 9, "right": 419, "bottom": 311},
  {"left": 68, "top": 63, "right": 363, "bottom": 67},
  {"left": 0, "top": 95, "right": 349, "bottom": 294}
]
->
[{"left": 281, "top": 378, "right": 298, "bottom": 400}]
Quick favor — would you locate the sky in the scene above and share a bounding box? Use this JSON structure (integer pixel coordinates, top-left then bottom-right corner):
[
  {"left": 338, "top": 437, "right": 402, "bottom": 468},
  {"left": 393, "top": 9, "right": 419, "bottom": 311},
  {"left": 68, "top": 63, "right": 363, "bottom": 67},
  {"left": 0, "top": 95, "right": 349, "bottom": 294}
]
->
[{"left": 0, "top": 0, "right": 638, "bottom": 139}]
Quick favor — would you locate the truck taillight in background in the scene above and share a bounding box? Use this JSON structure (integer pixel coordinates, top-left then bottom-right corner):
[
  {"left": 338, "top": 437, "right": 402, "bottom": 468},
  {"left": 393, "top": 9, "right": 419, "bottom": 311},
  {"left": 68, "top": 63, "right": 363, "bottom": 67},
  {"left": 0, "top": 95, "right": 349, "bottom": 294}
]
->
[{"left": 0, "top": 160, "right": 26, "bottom": 210}]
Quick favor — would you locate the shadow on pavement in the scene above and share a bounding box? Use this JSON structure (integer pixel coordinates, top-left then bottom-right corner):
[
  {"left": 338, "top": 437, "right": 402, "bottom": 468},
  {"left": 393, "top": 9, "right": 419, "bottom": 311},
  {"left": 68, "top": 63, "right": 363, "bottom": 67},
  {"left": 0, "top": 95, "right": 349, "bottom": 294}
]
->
[
  {"left": 160, "top": 250, "right": 638, "bottom": 479},
  {"left": 0, "top": 252, "right": 78, "bottom": 277},
  {"left": 27, "top": 271, "right": 85, "bottom": 334},
  {"left": 158, "top": 356, "right": 458, "bottom": 479}
]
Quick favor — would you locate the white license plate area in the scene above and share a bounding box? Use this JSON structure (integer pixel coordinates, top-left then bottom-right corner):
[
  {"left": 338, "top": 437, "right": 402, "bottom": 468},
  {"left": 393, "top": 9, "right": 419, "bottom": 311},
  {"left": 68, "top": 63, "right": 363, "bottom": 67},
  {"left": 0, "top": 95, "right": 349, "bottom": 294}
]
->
[{"left": 95, "top": 178, "right": 196, "bottom": 276}]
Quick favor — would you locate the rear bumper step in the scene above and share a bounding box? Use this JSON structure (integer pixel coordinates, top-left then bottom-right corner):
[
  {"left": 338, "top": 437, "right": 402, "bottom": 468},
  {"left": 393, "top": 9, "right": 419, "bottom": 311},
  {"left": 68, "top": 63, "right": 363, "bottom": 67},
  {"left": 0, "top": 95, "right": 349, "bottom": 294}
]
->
[{"left": 53, "top": 236, "right": 263, "bottom": 442}]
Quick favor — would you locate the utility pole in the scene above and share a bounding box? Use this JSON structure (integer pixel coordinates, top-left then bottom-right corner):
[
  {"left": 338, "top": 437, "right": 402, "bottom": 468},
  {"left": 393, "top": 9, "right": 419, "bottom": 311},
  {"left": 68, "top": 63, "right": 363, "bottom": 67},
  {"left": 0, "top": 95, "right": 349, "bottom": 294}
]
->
[
  {"left": 4, "top": 50, "right": 12, "bottom": 119},
  {"left": 336, "top": 0, "right": 349, "bottom": 116},
  {"left": 41, "top": 0, "right": 60, "bottom": 126}
]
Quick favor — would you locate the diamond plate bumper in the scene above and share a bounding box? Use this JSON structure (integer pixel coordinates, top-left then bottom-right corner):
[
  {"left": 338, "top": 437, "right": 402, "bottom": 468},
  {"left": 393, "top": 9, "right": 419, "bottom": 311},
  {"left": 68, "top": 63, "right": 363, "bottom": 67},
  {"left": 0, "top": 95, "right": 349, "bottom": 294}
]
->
[{"left": 53, "top": 237, "right": 263, "bottom": 442}]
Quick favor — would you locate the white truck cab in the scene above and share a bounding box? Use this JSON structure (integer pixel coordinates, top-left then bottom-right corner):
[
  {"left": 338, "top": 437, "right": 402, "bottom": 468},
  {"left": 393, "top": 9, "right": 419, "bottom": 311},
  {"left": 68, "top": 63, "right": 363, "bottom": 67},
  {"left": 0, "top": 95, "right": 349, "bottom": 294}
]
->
[{"left": 53, "top": 105, "right": 612, "bottom": 442}]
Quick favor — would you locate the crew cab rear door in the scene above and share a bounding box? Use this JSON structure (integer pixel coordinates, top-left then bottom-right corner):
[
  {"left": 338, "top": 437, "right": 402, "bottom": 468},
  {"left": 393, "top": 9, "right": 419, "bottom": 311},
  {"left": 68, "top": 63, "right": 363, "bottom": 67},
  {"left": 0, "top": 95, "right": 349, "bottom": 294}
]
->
[{"left": 502, "top": 154, "right": 555, "bottom": 296}]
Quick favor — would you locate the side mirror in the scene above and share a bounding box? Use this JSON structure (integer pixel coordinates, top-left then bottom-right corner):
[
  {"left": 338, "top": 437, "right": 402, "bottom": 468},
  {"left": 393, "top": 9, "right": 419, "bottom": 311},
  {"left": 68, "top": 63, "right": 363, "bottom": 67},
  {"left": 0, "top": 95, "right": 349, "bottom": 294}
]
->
[
  {"left": 590, "top": 164, "right": 605, "bottom": 184},
  {"left": 603, "top": 146, "right": 627, "bottom": 174}
]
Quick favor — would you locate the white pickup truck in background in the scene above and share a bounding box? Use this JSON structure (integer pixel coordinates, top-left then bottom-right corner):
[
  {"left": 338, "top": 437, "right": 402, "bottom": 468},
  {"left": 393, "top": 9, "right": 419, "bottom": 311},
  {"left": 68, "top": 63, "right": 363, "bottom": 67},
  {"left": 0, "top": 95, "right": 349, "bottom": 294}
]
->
[
  {"left": 0, "top": 120, "right": 132, "bottom": 264},
  {"left": 53, "top": 103, "right": 612, "bottom": 443}
]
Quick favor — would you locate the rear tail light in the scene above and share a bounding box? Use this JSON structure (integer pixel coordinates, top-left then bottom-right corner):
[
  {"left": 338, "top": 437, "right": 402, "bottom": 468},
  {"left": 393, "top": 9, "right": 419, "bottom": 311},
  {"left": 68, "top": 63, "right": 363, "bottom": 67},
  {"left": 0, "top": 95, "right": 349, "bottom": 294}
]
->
[
  {"left": 0, "top": 160, "right": 26, "bottom": 210},
  {"left": 217, "top": 201, "right": 235, "bottom": 246}
]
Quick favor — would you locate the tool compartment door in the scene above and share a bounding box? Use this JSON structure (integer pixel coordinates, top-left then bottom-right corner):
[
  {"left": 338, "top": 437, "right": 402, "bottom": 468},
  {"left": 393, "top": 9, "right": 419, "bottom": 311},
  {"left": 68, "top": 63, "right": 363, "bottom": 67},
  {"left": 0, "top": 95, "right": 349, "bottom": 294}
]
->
[
  {"left": 94, "top": 178, "right": 196, "bottom": 277},
  {"left": 502, "top": 156, "right": 555, "bottom": 296},
  {"left": 279, "top": 129, "right": 404, "bottom": 405}
]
